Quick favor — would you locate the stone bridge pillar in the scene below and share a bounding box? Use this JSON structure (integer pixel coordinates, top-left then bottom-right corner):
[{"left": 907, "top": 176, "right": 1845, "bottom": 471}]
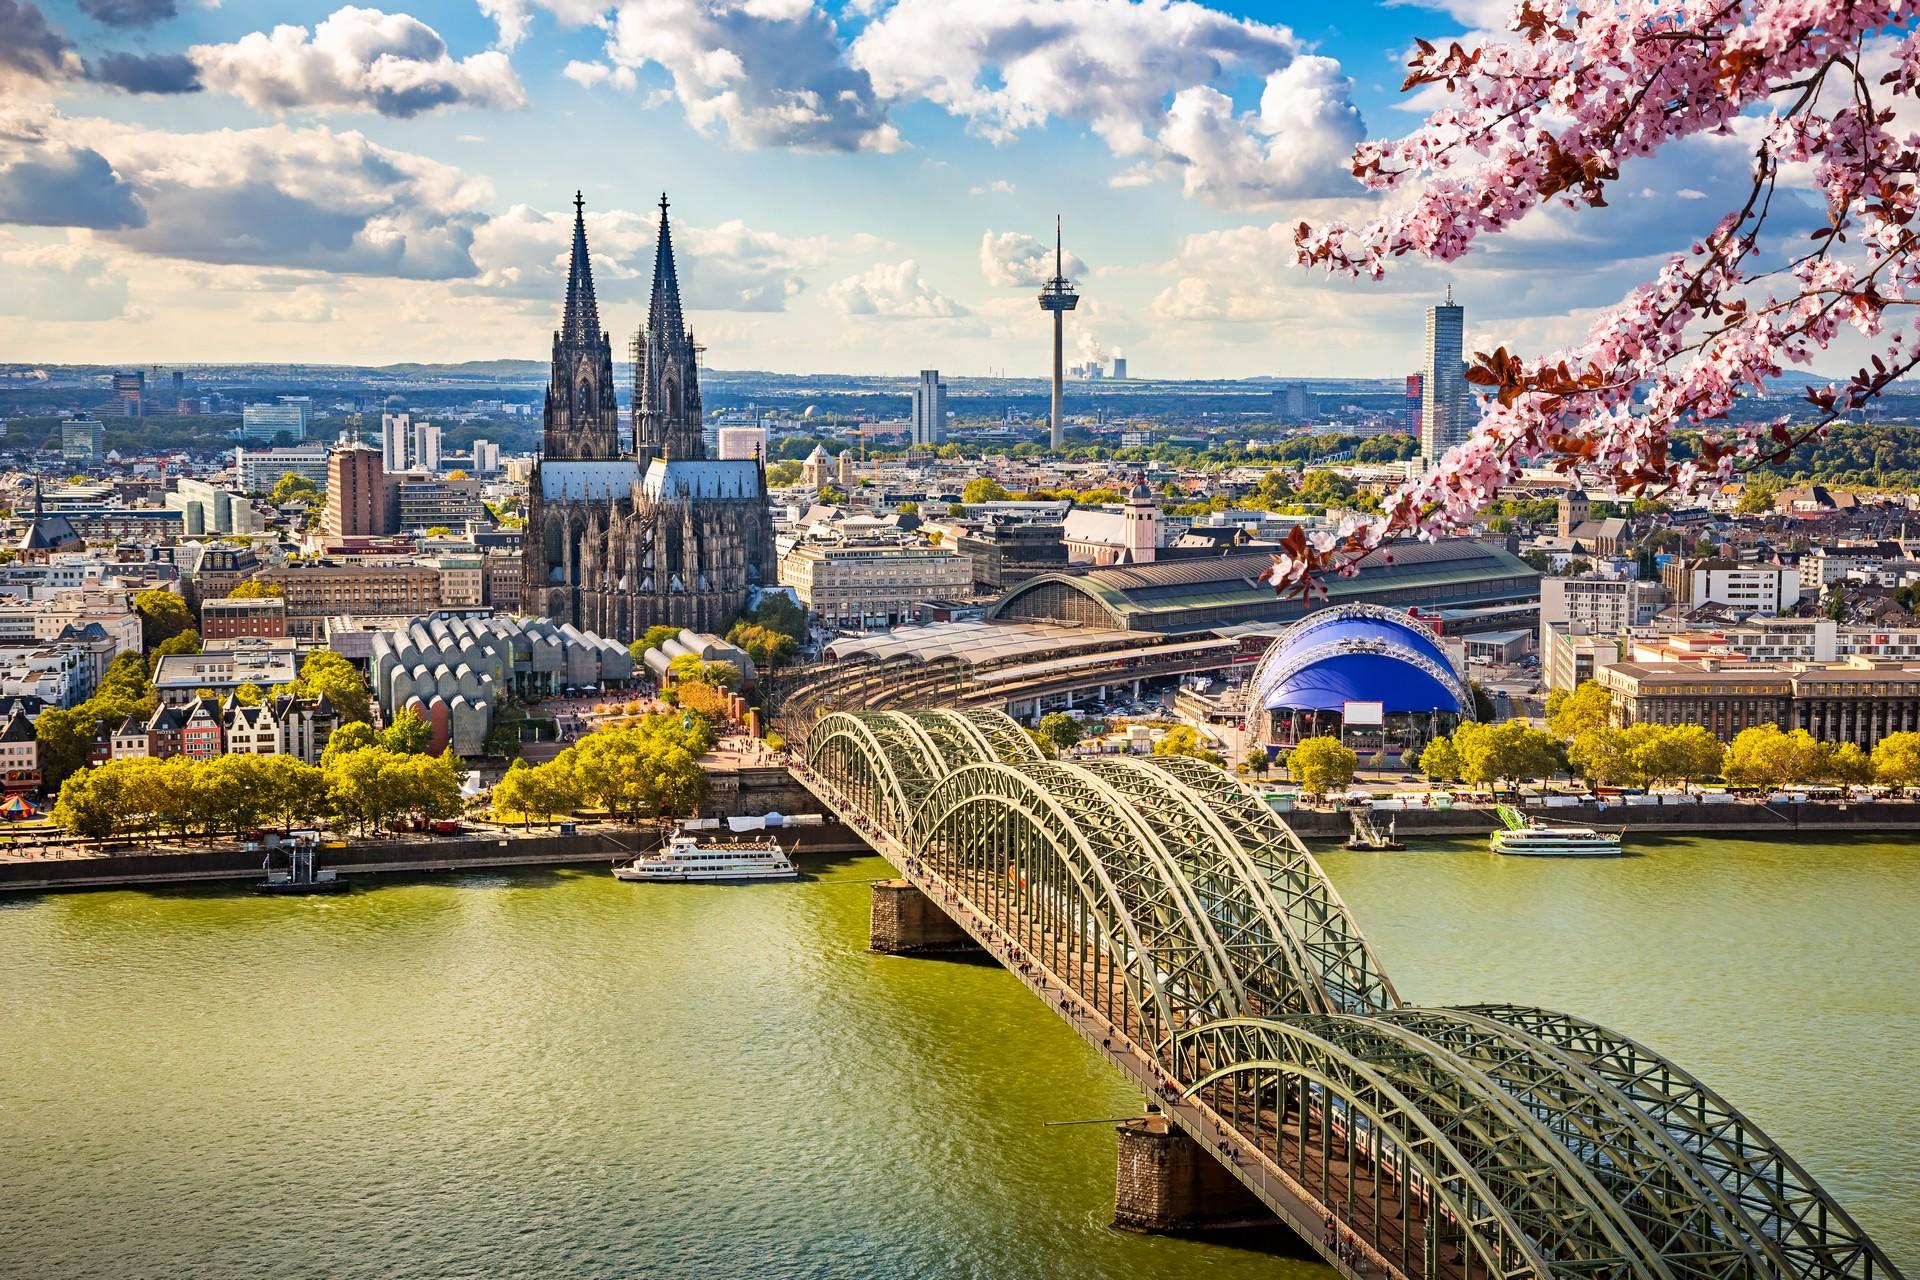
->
[
  {"left": 1113, "top": 1114, "right": 1269, "bottom": 1234},
  {"left": 869, "top": 879, "right": 976, "bottom": 955}
]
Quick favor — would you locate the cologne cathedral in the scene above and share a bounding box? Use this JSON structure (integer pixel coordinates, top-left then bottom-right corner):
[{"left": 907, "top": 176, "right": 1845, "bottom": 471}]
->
[{"left": 522, "top": 194, "right": 774, "bottom": 640}]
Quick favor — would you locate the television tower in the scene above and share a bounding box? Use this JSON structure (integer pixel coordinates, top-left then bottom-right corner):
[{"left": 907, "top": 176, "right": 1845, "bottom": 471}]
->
[{"left": 1036, "top": 214, "right": 1078, "bottom": 451}]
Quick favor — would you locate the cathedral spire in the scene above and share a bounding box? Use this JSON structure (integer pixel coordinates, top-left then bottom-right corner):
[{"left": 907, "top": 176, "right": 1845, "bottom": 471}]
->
[
  {"left": 561, "top": 190, "right": 601, "bottom": 346},
  {"left": 648, "top": 192, "right": 686, "bottom": 349}
]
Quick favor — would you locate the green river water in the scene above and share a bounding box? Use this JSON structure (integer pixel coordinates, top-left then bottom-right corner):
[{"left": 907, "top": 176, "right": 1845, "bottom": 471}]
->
[{"left": 0, "top": 833, "right": 1914, "bottom": 1279}]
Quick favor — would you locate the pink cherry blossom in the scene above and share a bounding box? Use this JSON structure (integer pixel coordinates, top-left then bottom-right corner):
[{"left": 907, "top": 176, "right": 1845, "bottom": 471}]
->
[{"left": 1273, "top": 0, "right": 1920, "bottom": 596}]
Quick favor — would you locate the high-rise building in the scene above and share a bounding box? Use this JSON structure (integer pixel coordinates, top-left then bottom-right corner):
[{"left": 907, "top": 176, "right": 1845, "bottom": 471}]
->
[
  {"left": 242, "top": 398, "right": 310, "bottom": 444},
  {"left": 61, "top": 416, "right": 104, "bottom": 465},
  {"left": 1279, "top": 384, "right": 1311, "bottom": 423},
  {"left": 1036, "top": 215, "right": 1078, "bottom": 451},
  {"left": 235, "top": 445, "right": 330, "bottom": 495},
  {"left": 327, "top": 444, "right": 393, "bottom": 538},
  {"left": 471, "top": 439, "right": 501, "bottom": 473},
  {"left": 412, "top": 421, "right": 442, "bottom": 471},
  {"left": 909, "top": 369, "right": 948, "bottom": 446},
  {"left": 1420, "top": 287, "right": 1470, "bottom": 464},
  {"left": 380, "top": 412, "right": 411, "bottom": 473},
  {"left": 111, "top": 371, "right": 145, "bottom": 417},
  {"left": 1404, "top": 374, "right": 1424, "bottom": 434}
]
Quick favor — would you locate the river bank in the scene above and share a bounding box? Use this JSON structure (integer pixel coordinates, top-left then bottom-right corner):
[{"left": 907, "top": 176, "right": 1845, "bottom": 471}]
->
[
  {"left": 0, "top": 822, "right": 871, "bottom": 894},
  {"left": 1280, "top": 797, "right": 1920, "bottom": 837}
]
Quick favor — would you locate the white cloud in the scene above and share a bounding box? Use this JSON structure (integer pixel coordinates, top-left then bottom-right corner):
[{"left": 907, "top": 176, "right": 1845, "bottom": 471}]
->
[
  {"left": 979, "top": 228, "right": 1084, "bottom": 288},
  {"left": 0, "top": 239, "right": 129, "bottom": 321},
  {"left": 969, "top": 179, "right": 1014, "bottom": 195},
  {"left": 255, "top": 286, "right": 340, "bottom": 323},
  {"left": 468, "top": 200, "right": 862, "bottom": 313},
  {"left": 603, "top": 0, "right": 899, "bottom": 152},
  {"left": 851, "top": 0, "right": 1362, "bottom": 205},
  {"left": 1155, "top": 57, "right": 1365, "bottom": 206},
  {"left": 191, "top": 6, "right": 526, "bottom": 118},
  {"left": 30, "top": 108, "right": 499, "bottom": 278},
  {"left": 563, "top": 59, "right": 635, "bottom": 91},
  {"left": 827, "top": 259, "right": 965, "bottom": 317},
  {"left": 479, "top": 0, "right": 605, "bottom": 50}
]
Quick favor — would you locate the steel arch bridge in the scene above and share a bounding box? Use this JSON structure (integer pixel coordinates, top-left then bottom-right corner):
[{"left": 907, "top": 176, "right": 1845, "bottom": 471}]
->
[{"left": 793, "top": 708, "right": 1901, "bottom": 1280}]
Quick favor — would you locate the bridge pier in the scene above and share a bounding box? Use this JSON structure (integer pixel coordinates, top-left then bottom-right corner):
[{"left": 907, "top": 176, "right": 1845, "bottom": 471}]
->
[
  {"left": 869, "top": 879, "right": 977, "bottom": 955},
  {"left": 1112, "top": 1114, "right": 1270, "bottom": 1234}
]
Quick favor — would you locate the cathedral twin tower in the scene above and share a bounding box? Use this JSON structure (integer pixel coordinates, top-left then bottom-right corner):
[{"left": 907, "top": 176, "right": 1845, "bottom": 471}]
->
[{"left": 522, "top": 194, "right": 774, "bottom": 642}]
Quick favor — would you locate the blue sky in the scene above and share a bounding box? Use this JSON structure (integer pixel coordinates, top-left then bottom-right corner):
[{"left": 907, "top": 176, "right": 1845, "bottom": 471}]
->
[{"left": 1, "top": 0, "right": 1756, "bottom": 378}]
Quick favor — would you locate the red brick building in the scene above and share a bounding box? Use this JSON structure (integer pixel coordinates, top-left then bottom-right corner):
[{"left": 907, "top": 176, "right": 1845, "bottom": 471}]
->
[{"left": 200, "top": 596, "right": 289, "bottom": 643}]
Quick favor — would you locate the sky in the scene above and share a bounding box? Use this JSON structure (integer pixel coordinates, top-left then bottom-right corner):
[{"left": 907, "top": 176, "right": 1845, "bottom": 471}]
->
[{"left": 0, "top": 0, "right": 1794, "bottom": 378}]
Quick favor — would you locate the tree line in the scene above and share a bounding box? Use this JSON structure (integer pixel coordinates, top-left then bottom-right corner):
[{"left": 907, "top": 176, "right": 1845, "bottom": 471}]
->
[
  {"left": 50, "top": 710, "right": 460, "bottom": 840},
  {"left": 492, "top": 711, "right": 715, "bottom": 827}
]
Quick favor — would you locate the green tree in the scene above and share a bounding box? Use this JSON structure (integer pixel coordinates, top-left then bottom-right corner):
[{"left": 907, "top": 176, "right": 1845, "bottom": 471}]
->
[
  {"left": 895, "top": 500, "right": 919, "bottom": 515},
  {"left": 134, "top": 589, "right": 193, "bottom": 648},
  {"left": 226, "top": 579, "right": 284, "bottom": 599},
  {"left": 1286, "top": 736, "right": 1358, "bottom": 798},
  {"left": 1035, "top": 712, "right": 1082, "bottom": 752},
  {"left": 1454, "top": 721, "right": 1561, "bottom": 786},
  {"left": 1736, "top": 477, "right": 1781, "bottom": 514},
  {"left": 961, "top": 477, "right": 1011, "bottom": 504},
  {"left": 1546, "top": 681, "right": 1614, "bottom": 739},
  {"left": 1724, "top": 725, "right": 1825, "bottom": 788},
  {"left": 1418, "top": 736, "right": 1462, "bottom": 783},
  {"left": 146, "top": 628, "right": 202, "bottom": 675},
  {"left": 493, "top": 758, "right": 542, "bottom": 828},
  {"left": 1822, "top": 740, "right": 1872, "bottom": 786},
  {"left": 269, "top": 472, "right": 321, "bottom": 504},
  {"left": 726, "top": 622, "right": 797, "bottom": 674},
  {"left": 740, "top": 594, "right": 806, "bottom": 645},
  {"left": 1825, "top": 586, "right": 1848, "bottom": 622},
  {"left": 320, "top": 720, "right": 377, "bottom": 766},
  {"left": 293, "top": 650, "right": 371, "bottom": 725},
  {"left": 379, "top": 706, "right": 432, "bottom": 755},
  {"left": 261, "top": 755, "right": 328, "bottom": 830},
  {"left": 34, "top": 707, "right": 95, "bottom": 793},
  {"left": 1871, "top": 730, "right": 1920, "bottom": 789},
  {"left": 1630, "top": 724, "right": 1724, "bottom": 788},
  {"left": 1567, "top": 725, "right": 1642, "bottom": 786},
  {"left": 766, "top": 459, "right": 803, "bottom": 486},
  {"left": 1241, "top": 748, "right": 1268, "bottom": 775},
  {"left": 1151, "top": 725, "right": 1224, "bottom": 767},
  {"left": 51, "top": 764, "right": 125, "bottom": 838},
  {"left": 324, "top": 746, "right": 405, "bottom": 835}
]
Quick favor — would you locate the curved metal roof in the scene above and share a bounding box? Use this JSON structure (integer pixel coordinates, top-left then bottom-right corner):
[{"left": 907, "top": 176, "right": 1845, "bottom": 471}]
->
[{"left": 1249, "top": 603, "right": 1469, "bottom": 716}]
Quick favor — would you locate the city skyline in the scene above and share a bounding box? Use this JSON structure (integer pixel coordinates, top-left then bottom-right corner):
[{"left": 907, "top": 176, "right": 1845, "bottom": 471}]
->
[{"left": 0, "top": 0, "right": 1815, "bottom": 378}]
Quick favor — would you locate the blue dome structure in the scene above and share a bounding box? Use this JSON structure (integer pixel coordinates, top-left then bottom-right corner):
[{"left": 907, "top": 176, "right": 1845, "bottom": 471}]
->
[{"left": 1245, "top": 604, "right": 1473, "bottom": 762}]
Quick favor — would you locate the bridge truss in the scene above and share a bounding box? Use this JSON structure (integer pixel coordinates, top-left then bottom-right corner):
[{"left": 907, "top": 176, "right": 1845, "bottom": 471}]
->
[{"left": 800, "top": 709, "right": 1901, "bottom": 1280}]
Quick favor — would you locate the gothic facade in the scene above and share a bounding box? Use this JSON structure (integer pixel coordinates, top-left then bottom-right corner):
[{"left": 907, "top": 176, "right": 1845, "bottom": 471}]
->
[{"left": 522, "top": 194, "right": 775, "bottom": 641}]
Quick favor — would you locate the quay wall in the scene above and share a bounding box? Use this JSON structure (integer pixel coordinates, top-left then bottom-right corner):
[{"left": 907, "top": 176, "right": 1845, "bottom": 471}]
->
[
  {"left": 0, "top": 821, "right": 870, "bottom": 894},
  {"left": 1281, "top": 799, "right": 1920, "bottom": 838}
]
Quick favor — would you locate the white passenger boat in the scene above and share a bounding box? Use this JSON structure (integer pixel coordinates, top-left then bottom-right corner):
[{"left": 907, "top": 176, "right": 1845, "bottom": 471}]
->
[
  {"left": 613, "top": 831, "right": 798, "bottom": 882},
  {"left": 1489, "top": 805, "right": 1624, "bottom": 857}
]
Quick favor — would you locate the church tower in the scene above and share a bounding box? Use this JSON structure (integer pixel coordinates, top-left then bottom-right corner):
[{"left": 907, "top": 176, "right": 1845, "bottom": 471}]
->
[
  {"left": 543, "top": 193, "right": 620, "bottom": 461},
  {"left": 633, "top": 194, "right": 705, "bottom": 461}
]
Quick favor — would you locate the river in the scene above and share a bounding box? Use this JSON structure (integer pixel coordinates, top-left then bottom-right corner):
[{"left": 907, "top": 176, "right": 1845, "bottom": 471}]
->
[{"left": 0, "top": 832, "right": 1913, "bottom": 1279}]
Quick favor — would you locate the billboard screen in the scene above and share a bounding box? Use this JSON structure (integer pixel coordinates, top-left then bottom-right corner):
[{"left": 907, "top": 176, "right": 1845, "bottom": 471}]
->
[{"left": 1343, "top": 700, "right": 1386, "bottom": 727}]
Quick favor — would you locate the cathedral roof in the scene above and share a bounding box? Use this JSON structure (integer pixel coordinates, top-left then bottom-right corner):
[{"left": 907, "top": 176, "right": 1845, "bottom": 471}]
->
[
  {"left": 641, "top": 459, "right": 763, "bottom": 502},
  {"left": 648, "top": 193, "right": 686, "bottom": 350},
  {"left": 561, "top": 191, "right": 601, "bottom": 347},
  {"left": 538, "top": 460, "right": 641, "bottom": 501}
]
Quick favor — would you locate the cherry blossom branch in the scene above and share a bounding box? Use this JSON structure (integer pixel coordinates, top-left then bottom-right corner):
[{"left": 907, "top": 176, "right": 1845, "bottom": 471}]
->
[{"left": 1267, "top": 0, "right": 1920, "bottom": 598}]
